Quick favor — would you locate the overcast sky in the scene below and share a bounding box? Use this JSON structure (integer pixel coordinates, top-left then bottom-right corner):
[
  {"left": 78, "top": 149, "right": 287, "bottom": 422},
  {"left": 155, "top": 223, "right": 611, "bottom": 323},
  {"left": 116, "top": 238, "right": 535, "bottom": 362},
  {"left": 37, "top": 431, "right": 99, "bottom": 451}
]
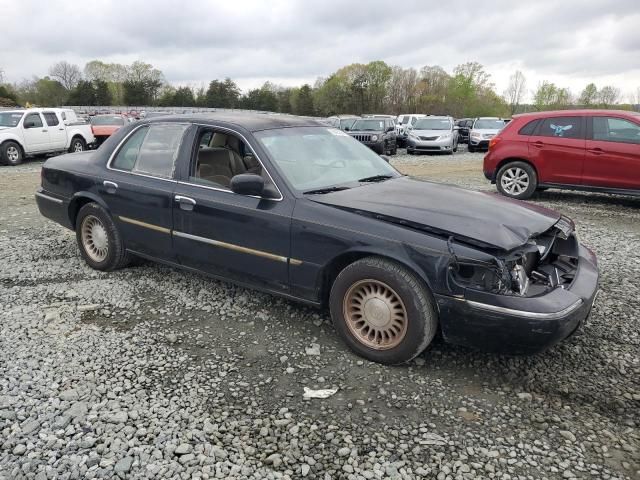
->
[{"left": 1, "top": 0, "right": 639, "bottom": 102}]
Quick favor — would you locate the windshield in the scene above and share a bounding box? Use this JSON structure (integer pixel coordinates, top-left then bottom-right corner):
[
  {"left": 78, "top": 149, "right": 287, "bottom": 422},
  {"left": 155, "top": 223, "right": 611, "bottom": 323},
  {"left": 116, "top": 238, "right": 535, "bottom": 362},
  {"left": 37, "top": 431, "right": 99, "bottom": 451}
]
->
[
  {"left": 474, "top": 119, "right": 504, "bottom": 130},
  {"left": 340, "top": 118, "right": 357, "bottom": 129},
  {"left": 351, "top": 119, "right": 385, "bottom": 131},
  {"left": 255, "top": 127, "right": 399, "bottom": 191},
  {"left": 414, "top": 118, "right": 451, "bottom": 130},
  {"left": 91, "top": 115, "right": 125, "bottom": 126},
  {"left": 0, "top": 112, "right": 24, "bottom": 127}
]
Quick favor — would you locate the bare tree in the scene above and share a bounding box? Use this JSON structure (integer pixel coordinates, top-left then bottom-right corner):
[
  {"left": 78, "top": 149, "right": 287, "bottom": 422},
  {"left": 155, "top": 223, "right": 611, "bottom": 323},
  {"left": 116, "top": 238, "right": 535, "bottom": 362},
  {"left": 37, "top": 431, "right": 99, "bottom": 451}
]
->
[
  {"left": 49, "top": 61, "right": 82, "bottom": 90},
  {"left": 504, "top": 70, "right": 527, "bottom": 115},
  {"left": 597, "top": 85, "right": 620, "bottom": 107},
  {"left": 0, "top": 68, "right": 4, "bottom": 84}
]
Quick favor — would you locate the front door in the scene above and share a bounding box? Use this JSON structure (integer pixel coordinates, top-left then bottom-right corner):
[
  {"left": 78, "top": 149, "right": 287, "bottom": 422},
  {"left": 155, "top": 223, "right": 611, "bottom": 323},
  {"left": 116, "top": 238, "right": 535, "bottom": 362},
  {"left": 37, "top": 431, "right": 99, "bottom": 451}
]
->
[
  {"left": 528, "top": 116, "right": 586, "bottom": 185},
  {"left": 172, "top": 126, "right": 293, "bottom": 293},
  {"left": 583, "top": 116, "right": 640, "bottom": 189},
  {"left": 21, "top": 112, "right": 50, "bottom": 153},
  {"left": 42, "top": 111, "right": 67, "bottom": 150},
  {"left": 99, "top": 123, "right": 190, "bottom": 260}
]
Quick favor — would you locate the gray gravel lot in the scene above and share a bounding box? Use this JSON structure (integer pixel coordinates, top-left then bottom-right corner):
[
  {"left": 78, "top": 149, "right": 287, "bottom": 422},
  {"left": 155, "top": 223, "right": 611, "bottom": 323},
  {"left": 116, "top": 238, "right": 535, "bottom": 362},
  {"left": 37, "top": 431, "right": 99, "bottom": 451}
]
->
[{"left": 1, "top": 147, "right": 639, "bottom": 479}]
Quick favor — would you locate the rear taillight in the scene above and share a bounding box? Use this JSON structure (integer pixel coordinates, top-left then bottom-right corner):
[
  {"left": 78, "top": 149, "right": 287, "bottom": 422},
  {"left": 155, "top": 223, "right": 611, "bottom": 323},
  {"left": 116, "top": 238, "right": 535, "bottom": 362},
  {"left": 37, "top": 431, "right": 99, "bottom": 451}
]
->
[{"left": 489, "top": 136, "right": 501, "bottom": 149}]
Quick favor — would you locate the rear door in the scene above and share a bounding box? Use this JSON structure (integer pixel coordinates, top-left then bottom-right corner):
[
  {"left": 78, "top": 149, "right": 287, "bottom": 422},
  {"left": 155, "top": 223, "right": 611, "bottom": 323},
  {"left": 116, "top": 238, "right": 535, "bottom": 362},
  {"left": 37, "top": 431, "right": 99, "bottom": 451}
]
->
[
  {"left": 527, "top": 116, "right": 586, "bottom": 185},
  {"left": 21, "top": 112, "right": 50, "bottom": 153},
  {"left": 100, "top": 122, "right": 190, "bottom": 260},
  {"left": 42, "top": 111, "right": 67, "bottom": 150},
  {"left": 583, "top": 115, "right": 640, "bottom": 189}
]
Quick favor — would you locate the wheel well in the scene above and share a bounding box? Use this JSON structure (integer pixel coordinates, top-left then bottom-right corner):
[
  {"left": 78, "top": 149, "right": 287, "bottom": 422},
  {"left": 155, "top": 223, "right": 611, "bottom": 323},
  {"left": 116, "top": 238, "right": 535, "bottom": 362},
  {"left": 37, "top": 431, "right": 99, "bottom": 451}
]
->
[
  {"left": 319, "top": 252, "right": 432, "bottom": 307},
  {"left": 1, "top": 139, "right": 24, "bottom": 155},
  {"left": 495, "top": 158, "right": 538, "bottom": 179},
  {"left": 68, "top": 197, "right": 94, "bottom": 229},
  {"left": 71, "top": 134, "right": 84, "bottom": 143}
]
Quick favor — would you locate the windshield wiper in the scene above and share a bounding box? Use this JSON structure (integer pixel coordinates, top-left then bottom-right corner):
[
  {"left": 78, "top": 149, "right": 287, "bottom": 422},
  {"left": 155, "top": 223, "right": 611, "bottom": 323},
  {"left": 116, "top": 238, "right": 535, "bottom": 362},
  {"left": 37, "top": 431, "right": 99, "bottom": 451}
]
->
[
  {"left": 358, "top": 174, "right": 394, "bottom": 183},
  {"left": 303, "top": 186, "right": 351, "bottom": 195}
]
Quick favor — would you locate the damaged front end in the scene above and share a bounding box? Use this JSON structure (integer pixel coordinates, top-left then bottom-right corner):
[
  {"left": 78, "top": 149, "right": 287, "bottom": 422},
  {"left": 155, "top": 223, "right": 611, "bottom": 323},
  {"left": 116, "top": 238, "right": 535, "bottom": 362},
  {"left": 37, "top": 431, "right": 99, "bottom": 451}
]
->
[{"left": 446, "top": 216, "right": 579, "bottom": 298}]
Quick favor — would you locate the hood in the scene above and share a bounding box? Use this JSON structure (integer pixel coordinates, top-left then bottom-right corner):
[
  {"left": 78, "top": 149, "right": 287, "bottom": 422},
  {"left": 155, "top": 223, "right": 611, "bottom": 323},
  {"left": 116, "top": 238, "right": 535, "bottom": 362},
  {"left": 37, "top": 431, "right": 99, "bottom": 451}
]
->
[
  {"left": 310, "top": 176, "right": 561, "bottom": 251},
  {"left": 412, "top": 129, "right": 450, "bottom": 137},
  {"left": 471, "top": 128, "right": 501, "bottom": 135}
]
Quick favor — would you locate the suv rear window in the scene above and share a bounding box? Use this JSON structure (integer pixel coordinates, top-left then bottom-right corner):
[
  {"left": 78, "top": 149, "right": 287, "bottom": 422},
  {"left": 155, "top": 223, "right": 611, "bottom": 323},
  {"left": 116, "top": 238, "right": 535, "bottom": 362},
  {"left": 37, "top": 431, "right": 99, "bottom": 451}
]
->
[
  {"left": 518, "top": 119, "right": 540, "bottom": 136},
  {"left": 538, "top": 117, "right": 583, "bottom": 139}
]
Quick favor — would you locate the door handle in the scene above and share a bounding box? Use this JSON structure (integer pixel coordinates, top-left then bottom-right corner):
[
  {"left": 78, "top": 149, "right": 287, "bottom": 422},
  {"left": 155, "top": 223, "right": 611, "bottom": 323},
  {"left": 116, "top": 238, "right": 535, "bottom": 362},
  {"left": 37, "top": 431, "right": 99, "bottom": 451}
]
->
[
  {"left": 175, "top": 195, "right": 196, "bottom": 211},
  {"left": 42, "top": 129, "right": 48, "bottom": 133},
  {"left": 532, "top": 141, "right": 544, "bottom": 148},
  {"left": 58, "top": 128, "right": 64, "bottom": 131},
  {"left": 588, "top": 148, "right": 604, "bottom": 155},
  {"left": 103, "top": 180, "right": 118, "bottom": 193}
]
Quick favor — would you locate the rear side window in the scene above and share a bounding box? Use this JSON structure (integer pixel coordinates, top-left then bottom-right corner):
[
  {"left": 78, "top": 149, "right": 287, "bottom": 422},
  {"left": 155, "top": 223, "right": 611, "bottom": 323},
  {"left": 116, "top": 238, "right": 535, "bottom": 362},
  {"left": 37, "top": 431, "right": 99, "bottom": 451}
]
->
[
  {"left": 538, "top": 117, "right": 583, "bottom": 139},
  {"left": 42, "top": 112, "right": 59, "bottom": 126},
  {"left": 592, "top": 117, "right": 640, "bottom": 144},
  {"left": 111, "top": 124, "right": 188, "bottom": 177},
  {"left": 518, "top": 119, "right": 540, "bottom": 136}
]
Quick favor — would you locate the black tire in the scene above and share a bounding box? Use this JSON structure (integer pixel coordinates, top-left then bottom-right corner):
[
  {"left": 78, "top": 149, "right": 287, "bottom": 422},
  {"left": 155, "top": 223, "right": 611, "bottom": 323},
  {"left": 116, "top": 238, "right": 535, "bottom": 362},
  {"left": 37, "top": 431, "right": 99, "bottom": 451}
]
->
[
  {"left": 391, "top": 144, "right": 398, "bottom": 155},
  {"left": 329, "top": 257, "right": 438, "bottom": 365},
  {"left": 1, "top": 141, "right": 23, "bottom": 166},
  {"left": 453, "top": 143, "right": 458, "bottom": 153},
  {"left": 407, "top": 149, "right": 414, "bottom": 155},
  {"left": 75, "top": 202, "right": 130, "bottom": 271},
  {"left": 69, "top": 137, "right": 86, "bottom": 153},
  {"left": 496, "top": 161, "right": 538, "bottom": 200},
  {"left": 468, "top": 145, "right": 475, "bottom": 153}
]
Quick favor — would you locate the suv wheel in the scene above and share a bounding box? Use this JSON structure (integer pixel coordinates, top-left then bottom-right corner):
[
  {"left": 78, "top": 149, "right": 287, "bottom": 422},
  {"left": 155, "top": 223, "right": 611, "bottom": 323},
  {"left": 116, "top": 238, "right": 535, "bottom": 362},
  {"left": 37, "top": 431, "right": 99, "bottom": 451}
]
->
[
  {"left": 1, "top": 141, "right": 23, "bottom": 166},
  {"left": 496, "top": 161, "right": 538, "bottom": 200}
]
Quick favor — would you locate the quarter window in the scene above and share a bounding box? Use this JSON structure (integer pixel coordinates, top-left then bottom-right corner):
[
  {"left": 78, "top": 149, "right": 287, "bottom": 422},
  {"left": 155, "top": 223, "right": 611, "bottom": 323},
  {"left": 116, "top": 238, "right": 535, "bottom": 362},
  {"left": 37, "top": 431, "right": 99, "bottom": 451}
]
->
[
  {"left": 518, "top": 119, "right": 540, "bottom": 136},
  {"left": 42, "top": 112, "right": 59, "bottom": 126},
  {"left": 538, "top": 117, "right": 582, "bottom": 139},
  {"left": 112, "top": 127, "right": 148, "bottom": 171},
  {"left": 592, "top": 117, "right": 640, "bottom": 144}
]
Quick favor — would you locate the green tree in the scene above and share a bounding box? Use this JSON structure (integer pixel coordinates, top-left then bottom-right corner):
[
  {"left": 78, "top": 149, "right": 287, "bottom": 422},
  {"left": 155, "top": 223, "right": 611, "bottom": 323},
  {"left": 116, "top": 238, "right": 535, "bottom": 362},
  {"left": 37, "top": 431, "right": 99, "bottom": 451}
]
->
[
  {"left": 241, "top": 84, "right": 279, "bottom": 111},
  {"left": 579, "top": 83, "right": 598, "bottom": 106},
  {"left": 172, "top": 86, "right": 196, "bottom": 107},
  {"left": 67, "top": 80, "right": 96, "bottom": 105},
  {"left": 94, "top": 80, "right": 112, "bottom": 105},
  {"left": 204, "top": 78, "right": 241, "bottom": 108},
  {"left": 296, "top": 84, "right": 314, "bottom": 115}
]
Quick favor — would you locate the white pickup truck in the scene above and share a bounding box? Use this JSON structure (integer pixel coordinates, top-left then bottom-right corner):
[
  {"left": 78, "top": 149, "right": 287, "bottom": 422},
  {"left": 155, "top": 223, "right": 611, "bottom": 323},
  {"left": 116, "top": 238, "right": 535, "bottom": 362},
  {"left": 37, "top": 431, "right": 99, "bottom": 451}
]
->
[{"left": 0, "top": 108, "right": 95, "bottom": 166}]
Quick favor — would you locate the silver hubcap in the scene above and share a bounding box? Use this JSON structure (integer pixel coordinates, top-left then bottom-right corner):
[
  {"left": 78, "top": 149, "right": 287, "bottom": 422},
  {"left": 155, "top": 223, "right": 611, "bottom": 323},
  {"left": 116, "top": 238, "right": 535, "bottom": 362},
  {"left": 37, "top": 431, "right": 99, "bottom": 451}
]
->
[
  {"left": 6, "top": 146, "right": 19, "bottom": 162},
  {"left": 73, "top": 141, "right": 84, "bottom": 152},
  {"left": 501, "top": 167, "right": 530, "bottom": 195},
  {"left": 81, "top": 215, "right": 109, "bottom": 262},
  {"left": 343, "top": 279, "right": 408, "bottom": 350}
]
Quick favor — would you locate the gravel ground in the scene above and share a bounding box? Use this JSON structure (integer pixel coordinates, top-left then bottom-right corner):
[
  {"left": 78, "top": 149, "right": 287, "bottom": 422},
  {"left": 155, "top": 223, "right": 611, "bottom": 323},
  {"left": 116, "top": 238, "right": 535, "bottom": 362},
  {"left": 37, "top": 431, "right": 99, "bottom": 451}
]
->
[{"left": 1, "top": 146, "right": 639, "bottom": 480}]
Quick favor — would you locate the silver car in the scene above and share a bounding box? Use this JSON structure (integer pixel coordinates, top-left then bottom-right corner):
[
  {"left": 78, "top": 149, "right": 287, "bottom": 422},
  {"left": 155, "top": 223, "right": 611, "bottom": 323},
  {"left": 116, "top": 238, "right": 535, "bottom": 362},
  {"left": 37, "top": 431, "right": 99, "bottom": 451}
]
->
[
  {"left": 406, "top": 116, "right": 458, "bottom": 155},
  {"left": 468, "top": 117, "right": 506, "bottom": 152}
]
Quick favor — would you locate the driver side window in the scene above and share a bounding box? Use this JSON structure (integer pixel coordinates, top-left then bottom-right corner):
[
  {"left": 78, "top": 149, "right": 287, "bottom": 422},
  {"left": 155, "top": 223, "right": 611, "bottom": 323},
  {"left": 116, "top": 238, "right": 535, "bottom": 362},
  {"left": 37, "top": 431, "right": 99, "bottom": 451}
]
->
[
  {"left": 190, "top": 128, "right": 264, "bottom": 190},
  {"left": 24, "top": 113, "right": 43, "bottom": 128}
]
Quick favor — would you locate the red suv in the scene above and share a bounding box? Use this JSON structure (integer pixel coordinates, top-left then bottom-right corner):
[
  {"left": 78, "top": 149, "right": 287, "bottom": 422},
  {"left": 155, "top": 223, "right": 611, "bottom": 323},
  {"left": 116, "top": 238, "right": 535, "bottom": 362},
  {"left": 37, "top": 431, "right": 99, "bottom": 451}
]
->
[{"left": 483, "top": 110, "right": 640, "bottom": 199}]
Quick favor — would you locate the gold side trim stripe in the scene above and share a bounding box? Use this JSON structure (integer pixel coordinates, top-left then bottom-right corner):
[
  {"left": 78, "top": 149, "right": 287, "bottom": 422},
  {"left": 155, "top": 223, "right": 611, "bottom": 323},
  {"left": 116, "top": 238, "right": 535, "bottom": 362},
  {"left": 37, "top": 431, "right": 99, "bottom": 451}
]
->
[
  {"left": 173, "top": 230, "right": 289, "bottom": 263},
  {"left": 118, "top": 216, "right": 171, "bottom": 234},
  {"left": 289, "top": 258, "right": 303, "bottom": 266}
]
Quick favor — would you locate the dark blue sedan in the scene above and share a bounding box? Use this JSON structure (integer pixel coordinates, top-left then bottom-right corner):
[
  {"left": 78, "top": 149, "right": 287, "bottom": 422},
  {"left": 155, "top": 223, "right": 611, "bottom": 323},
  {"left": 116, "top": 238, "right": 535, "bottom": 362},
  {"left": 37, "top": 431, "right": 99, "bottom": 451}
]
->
[{"left": 36, "top": 113, "right": 598, "bottom": 364}]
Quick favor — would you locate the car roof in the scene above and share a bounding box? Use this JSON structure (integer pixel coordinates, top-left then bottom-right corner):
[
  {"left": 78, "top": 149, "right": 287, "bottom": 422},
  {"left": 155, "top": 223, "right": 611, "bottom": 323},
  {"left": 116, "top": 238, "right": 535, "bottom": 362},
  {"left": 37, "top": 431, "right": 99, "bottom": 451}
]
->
[
  {"left": 513, "top": 109, "right": 639, "bottom": 119},
  {"left": 148, "top": 111, "right": 326, "bottom": 132}
]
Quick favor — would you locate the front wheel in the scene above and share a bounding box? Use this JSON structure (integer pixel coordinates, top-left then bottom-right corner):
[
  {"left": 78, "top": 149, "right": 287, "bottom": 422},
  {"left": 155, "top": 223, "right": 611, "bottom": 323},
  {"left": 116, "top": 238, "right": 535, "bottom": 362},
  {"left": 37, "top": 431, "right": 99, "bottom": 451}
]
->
[
  {"left": 329, "top": 257, "right": 438, "bottom": 365},
  {"left": 468, "top": 145, "right": 476, "bottom": 152},
  {"left": 76, "top": 203, "right": 130, "bottom": 271},
  {"left": 69, "top": 137, "right": 86, "bottom": 153},
  {"left": 1, "top": 141, "right": 23, "bottom": 166},
  {"left": 496, "top": 161, "right": 538, "bottom": 200}
]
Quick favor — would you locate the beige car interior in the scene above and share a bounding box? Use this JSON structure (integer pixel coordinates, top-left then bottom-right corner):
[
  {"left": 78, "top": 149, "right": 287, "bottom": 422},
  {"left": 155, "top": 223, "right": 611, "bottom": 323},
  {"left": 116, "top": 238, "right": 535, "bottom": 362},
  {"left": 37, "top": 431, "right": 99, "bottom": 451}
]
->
[{"left": 193, "top": 130, "right": 263, "bottom": 188}]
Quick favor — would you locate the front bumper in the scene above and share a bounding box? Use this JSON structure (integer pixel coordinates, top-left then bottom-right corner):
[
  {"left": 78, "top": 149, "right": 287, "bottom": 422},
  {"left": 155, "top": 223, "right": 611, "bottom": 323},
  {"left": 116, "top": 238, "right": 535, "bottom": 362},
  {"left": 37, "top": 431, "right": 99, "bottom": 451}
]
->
[
  {"left": 435, "top": 244, "right": 599, "bottom": 354},
  {"left": 469, "top": 138, "right": 490, "bottom": 149},
  {"left": 406, "top": 137, "right": 453, "bottom": 152}
]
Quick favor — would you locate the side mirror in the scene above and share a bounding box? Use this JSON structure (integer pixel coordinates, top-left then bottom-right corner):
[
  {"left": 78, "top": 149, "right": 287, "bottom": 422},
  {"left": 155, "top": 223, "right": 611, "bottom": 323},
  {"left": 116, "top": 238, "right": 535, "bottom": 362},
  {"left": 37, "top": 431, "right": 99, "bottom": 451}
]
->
[
  {"left": 386, "top": 126, "right": 394, "bottom": 133},
  {"left": 230, "top": 173, "right": 265, "bottom": 197},
  {"left": 453, "top": 126, "right": 460, "bottom": 131},
  {"left": 379, "top": 155, "right": 390, "bottom": 163},
  {"left": 344, "top": 127, "right": 350, "bottom": 131}
]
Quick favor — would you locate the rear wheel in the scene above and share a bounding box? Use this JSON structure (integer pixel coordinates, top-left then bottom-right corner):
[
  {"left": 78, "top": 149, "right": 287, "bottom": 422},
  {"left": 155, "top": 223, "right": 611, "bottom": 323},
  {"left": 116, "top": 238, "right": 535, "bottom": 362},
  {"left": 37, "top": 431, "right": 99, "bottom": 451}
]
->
[
  {"left": 76, "top": 203, "right": 130, "bottom": 271},
  {"left": 496, "top": 161, "right": 538, "bottom": 200},
  {"left": 69, "top": 137, "right": 86, "bottom": 153},
  {"left": 329, "top": 257, "right": 438, "bottom": 365},
  {"left": 1, "top": 141, "right": 23, "bottom": 166},
  {"left": 468, "top": 145, "right": 476, "bottom": 153}
]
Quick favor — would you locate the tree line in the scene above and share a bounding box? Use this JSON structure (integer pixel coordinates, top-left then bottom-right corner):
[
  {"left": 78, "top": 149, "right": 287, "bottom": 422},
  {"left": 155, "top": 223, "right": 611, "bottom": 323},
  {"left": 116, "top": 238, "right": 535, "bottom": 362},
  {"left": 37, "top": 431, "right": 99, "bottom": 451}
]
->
[{"left": 0, "top": 61, "right": 638, "bottom": 116}]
